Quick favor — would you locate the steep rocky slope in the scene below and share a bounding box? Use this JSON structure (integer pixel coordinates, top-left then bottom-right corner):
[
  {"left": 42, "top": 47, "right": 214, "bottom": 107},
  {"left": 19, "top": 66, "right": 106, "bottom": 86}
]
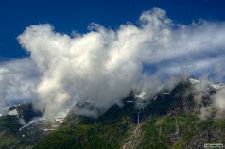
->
[{"left": 0, "top": 103, "right": 66, "bottom": 149}]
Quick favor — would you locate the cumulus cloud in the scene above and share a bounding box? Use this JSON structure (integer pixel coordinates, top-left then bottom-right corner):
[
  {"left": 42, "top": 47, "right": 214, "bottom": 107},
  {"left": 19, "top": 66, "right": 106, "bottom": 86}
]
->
[{"left": 1, "top": 8, "right": 225, "bottom": 118}]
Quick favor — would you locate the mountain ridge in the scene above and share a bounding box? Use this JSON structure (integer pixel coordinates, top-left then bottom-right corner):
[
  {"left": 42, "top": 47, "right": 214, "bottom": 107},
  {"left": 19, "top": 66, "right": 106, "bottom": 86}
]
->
[{"left": 0, "top": 77, "right": 225, "bottom": 148}]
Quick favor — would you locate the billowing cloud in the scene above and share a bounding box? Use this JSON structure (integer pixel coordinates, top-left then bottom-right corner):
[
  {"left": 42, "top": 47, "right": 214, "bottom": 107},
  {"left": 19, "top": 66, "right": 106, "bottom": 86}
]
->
[{"left": 0, "top": 8, "right": 225, "bottom": 118}]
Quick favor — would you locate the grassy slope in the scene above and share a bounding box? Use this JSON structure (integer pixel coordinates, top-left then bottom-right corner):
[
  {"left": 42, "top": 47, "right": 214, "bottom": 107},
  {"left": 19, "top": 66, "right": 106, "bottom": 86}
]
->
[
  {"left": 141, "top": 114, "right": 225, "bottom": 149},
  {"left": 33, "top": 113, "right": 225, "bottom": 149},
  {"left": 0, "top": 116, "right": 22, "bottom": 149}
]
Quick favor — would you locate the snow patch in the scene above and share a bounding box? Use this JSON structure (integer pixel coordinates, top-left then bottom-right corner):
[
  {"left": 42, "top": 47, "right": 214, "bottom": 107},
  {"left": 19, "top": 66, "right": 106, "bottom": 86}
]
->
[
  {"left": 163, "top": 92, "right": 170, "bottom": 95},
  {"left": 19, "top": 117, "right": 46, "bottom": 131},
  {"left": 8, "top": 109, "right": 18, "bottom": 116},
  {"left": 19, "top": 120, "right": 35, "bottom": 131},
  {"left": 135, "top": 91, "right": 146, "bottom": 99},
  {"left": 126, "top": 100, "right": 134, "bottom": 103},
  {"left": 54, "top": 109, "right": 69, "bottom": 123},
  {"left": 189, "top": 78, "right": 200, "bottom": 84},
  {"left": 43, "top": 128, "right": 54, "bottom": 131},
  {"left": 210, "top": 83, "right": 223, "bottom": 90}
]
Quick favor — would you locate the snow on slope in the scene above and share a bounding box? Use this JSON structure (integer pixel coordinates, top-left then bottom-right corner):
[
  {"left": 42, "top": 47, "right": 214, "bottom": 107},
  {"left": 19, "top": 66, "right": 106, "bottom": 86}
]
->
[
  {"left": 189, "top": 78, "right": 224, "bottom": 90},
  {"left": 135, "top": 91, "right": 147, "bottom": 100},
  {"left": 8, "top": 109, "right": 18, "bottom": 116},
  {"left": 189, "top": 78, "right": 200, "bottom": 84},
  {"left": 210, "top": 83, "right": 223, "bottom": 90},
  {"left": 55, "top": 108, "right": 70, "bottom": 123}
]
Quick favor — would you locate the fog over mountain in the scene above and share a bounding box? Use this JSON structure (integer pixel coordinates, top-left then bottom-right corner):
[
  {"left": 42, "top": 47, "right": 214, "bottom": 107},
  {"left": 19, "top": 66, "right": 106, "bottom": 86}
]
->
[{"left": 0, "top": 8, "right": 225, "bottom": 119}]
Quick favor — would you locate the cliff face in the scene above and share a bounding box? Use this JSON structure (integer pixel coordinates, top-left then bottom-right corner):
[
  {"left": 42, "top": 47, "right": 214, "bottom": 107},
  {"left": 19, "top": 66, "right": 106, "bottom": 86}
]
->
[{"left": 0, "top": 78, "right": 225, "bottom": 149}]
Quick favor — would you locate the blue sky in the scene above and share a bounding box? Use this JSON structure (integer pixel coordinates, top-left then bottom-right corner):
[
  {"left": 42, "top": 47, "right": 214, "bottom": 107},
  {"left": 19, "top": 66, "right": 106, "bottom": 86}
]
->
[{"left": 1, "top": 0, "right": 225, "bottom": 58}]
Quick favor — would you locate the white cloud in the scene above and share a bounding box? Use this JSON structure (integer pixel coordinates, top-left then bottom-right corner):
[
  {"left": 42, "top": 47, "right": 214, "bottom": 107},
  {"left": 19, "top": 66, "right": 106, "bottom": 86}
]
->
[
  {"left": 1, "top": 8, "right": 225, "bottom": 118},
  {"left": 0, "top": 58, "right": 39, "bottom": 113}
]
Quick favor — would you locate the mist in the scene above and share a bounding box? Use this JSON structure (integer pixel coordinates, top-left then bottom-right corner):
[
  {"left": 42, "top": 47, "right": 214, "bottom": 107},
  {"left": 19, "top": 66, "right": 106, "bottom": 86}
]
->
[
  {"left": 191, "top": 77, "right": 225, "bottom": 120},
  {"left": 0, "top": 8, "right": 225, "bottom": 119}
]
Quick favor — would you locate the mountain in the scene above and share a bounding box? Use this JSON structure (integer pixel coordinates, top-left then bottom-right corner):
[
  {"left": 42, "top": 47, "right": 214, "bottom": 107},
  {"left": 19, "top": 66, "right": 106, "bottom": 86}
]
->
[
  {"left": 0, "top": 78, "right": 225, "bottom": 149},
  {"left": 0, "top": 103, "right": 67, "bottom": 149}
]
